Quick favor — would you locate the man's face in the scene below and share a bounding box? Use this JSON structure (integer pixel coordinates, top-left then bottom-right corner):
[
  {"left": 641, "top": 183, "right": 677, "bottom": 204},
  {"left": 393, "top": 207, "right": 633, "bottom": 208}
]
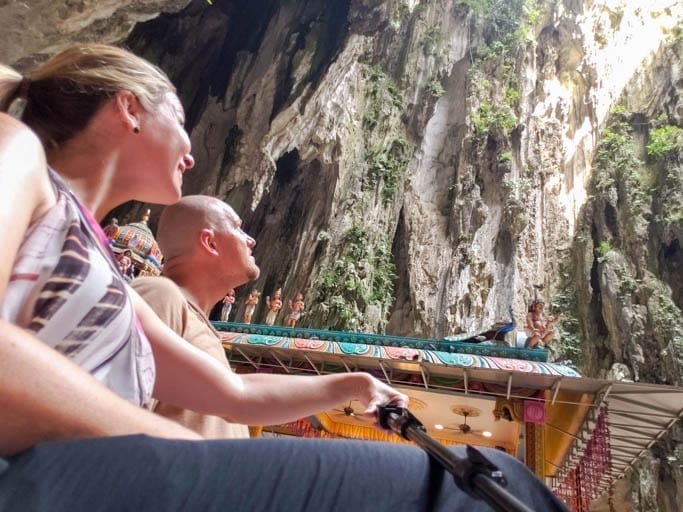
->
[{"left": 214, "top": 203, "right": 260, "bottom": 286}]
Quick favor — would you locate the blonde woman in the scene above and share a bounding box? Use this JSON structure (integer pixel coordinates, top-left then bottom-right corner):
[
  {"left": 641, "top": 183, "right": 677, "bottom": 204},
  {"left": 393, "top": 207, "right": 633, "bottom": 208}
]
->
[{"left": 0, "top": 45, "right": 567, "bottom": 512}]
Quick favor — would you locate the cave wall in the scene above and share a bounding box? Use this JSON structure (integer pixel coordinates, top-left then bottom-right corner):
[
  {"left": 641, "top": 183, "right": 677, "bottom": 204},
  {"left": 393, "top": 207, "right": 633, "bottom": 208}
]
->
[
  {"left": 574, "top": 37, "right": 683, "bottom": 512},
  {"left": 0, "top": 0, "right": 192, "bottom": 70},
  {"left": 5, "top": 0, "right": 678, "bottom": 340},
  {"left": 115, "top": 0, "right": 682, "bottom": 346}
]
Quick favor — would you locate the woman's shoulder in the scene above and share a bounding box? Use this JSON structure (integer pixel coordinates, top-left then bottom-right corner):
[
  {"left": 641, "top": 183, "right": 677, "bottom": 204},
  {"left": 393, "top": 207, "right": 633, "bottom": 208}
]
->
[
  {"left": 0, "top": 113, "right": 44, "bottom": 158},
  {"left": 0, "top": 113, "right": 53, "bottom": 217},
  {"left": 0, "top": 114, "right": 49, "bottom": 183}
]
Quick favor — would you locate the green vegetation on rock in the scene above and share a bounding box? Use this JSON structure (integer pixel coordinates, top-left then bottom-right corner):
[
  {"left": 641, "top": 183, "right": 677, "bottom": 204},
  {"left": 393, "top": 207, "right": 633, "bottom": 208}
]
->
[
  {"left": 313, "top": 223, "right": 396, "bottom": 331},
  {"left": 461, "top": 0, "right": 540, "bottom": 143},
  {"left": 472, "top": 101, "right": 518, "bottom": 139},
  {"left": 592, "top": 108, "right": 650, "bottom": 226},
  {"left": 426, "top": 77, "right": 445, "bottom": 98},
  {"left": 551, "top": 255, "right": 584, "bottom": 370},
  {"left": 365, "top": 137, "right": 412, "bottom": 203},
  {"left": 361, "top": 64, "right": 413, "bottom": 204},
  {"left": 650, "top": 292, "right": 683, "bottom": 369},
  {"left": 596, "top": 240, "right": 612, "bottom": 263},
  {"left": 580, "top": 104, "right": 683, "bottom": 390},
  {"left": 316, "top": 230, "right": 331, "bottom": 243},
  {"left": 647, "top": 117, "right": 683, "bottom": 228},
  {"left": 647, "top": 124, "right": 683, "bottom": 162},
  {"left": 362, "top": 65, "right": 403, "bottom": 131},
  {"left": 459, "top": 0, "right": 541, "bottom": 46},
  {"left": 420, "top": 26, "right": 443, "bottom": 56}
]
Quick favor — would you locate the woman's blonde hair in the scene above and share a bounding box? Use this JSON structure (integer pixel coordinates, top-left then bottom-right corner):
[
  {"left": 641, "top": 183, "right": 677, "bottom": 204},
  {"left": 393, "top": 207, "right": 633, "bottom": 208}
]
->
[{"left": 0, "top": 44, "right": 175, "bottom": 150}]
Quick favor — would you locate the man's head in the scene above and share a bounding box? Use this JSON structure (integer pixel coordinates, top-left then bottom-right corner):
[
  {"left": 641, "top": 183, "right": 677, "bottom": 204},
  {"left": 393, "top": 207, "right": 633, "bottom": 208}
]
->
[{"left": 156, "top": 195, "right": 260, "bottom": 290}]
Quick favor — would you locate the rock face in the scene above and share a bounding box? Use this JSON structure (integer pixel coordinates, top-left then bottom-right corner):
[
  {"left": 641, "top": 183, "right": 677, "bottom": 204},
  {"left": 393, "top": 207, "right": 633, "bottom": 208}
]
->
[
  {"left": 0, "top": 0, "right": 191, "bottom": 70},
  {"left": 2, "top": 0, "right": 683, "bottom": 509},
  {"left": 115, "top": 0, "right": 682, "bottom": 343}
]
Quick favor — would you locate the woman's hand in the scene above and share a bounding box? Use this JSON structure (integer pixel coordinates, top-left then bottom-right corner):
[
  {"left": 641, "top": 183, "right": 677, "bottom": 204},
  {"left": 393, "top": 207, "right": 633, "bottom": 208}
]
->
[{"left": 358, "top": 374, "right": 409, "bottom": 417}]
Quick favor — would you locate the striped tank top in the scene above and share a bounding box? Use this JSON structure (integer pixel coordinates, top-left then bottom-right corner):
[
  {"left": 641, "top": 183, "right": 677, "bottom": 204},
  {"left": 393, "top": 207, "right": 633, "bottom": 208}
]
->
[{"left": 1, "top": 169, "right": 155, "bottom": 407}]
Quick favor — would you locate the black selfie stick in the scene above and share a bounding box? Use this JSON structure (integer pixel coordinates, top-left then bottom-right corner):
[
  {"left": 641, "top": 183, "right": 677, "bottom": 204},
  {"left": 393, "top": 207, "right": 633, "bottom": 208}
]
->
[{"left": 378, "top": 405, "right": 535, "bottom": 512}]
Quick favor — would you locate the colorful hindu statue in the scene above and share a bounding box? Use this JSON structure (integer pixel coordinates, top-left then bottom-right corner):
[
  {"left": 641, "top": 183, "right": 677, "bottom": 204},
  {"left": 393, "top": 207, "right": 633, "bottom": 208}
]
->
[
  {"left": 264, "top": 288, "right": 283, "bottom": 326},
  {"left": 219, "top": 289, "right": 236, "bottom": 322},
  {"left": 524, "top": 299, "right": 559, "bottom": 349},
  {"left": 244, "top": 288, "right": 261, "bottom": 324},
  {"left": 286, "top": 293, "right": 305, "bottom": 328}
]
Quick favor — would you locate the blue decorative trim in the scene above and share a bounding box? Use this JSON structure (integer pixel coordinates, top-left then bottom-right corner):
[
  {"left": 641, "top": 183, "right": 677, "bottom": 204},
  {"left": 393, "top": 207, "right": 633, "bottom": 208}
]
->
[{"left": 213, "top": 322, "right": 548, "bottom": 362}]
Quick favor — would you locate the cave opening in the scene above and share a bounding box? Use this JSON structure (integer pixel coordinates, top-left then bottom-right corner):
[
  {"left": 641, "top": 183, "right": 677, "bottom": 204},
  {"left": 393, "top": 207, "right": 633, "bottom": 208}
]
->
[
  {"left": 494, "top": 229, "right": 514, "bottom": 265},
  {"left": 604, "top": 203, "right": 619, "bottom": 238},
  {"left": 386, "top": 208, "right": 415, "bottom": 337},
  {"left": 589, "top": 259, "right": 610, "bottom": 338},
  {"left": 274, "top": 149, "right": 300, "bottom": 185}
]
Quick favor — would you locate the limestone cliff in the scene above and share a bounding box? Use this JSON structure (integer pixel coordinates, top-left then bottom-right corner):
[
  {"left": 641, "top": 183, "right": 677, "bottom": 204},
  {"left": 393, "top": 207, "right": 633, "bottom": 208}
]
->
[
  {"left": 2, "top": 0, "right": 682, "bottom": 509},
  {"left": 0, "top": 0, "right": 192, "bottom": 70},
  {"left": 113, "top": 0, "right": 682, "bottom": 346}
]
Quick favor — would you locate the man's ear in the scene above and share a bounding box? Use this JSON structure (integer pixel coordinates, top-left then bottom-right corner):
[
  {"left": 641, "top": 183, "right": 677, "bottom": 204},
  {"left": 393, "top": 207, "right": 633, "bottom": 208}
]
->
[
  {"left": 199, "top": 229, "right": 219, "bottom": 255},
  {"left": 114, "top": 90, "right": 142, "bottom": 134}
]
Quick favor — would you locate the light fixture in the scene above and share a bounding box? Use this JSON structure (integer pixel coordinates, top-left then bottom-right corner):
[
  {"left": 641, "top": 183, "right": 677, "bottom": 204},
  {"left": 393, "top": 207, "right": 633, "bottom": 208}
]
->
[
  {"left": 482, "top": 431, "right": 493, "bottom": 438},
  {"left": 434, "top": 424, "right": 444, "bottom": 430}
]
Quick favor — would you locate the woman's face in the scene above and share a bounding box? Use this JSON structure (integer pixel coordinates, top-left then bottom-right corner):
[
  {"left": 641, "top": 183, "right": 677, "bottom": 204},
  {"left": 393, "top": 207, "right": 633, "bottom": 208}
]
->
[{"left": 132, "top": 91, "right": 194, "bottom": 204}]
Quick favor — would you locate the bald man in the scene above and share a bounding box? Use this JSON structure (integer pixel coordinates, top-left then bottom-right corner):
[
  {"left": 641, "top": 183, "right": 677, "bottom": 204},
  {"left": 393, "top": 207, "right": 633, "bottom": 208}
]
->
[{"left": 132, "top": 195, "right": 259, "bottom": 439}]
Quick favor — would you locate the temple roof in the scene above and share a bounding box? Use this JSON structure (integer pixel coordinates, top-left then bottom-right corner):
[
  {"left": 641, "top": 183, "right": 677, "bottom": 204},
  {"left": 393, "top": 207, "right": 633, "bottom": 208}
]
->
[
  {"left": 217, "top": 323, "right": 683, "bottom": 507},
  {"left": 104, "top": 210, "right": 163, "bottom": 273},
  {"left": 217, "top": 322, "right": 552, "bottom": 362}
]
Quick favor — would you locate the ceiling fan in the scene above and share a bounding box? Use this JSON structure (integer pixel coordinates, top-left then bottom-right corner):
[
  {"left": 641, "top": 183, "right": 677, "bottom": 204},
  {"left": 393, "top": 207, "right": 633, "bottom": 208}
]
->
[
  {"left": 444, "top": 406, "right": 487, "bottom": 436},
  {"left": 328, "top": 401, "right": 372, "bottom": 424}
]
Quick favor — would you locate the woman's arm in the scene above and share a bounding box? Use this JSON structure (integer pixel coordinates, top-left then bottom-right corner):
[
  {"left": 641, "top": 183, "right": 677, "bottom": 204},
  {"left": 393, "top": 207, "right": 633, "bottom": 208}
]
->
[
  {"left": 0, "top": 321, "right": 201, "bottom": 456},
  {"left": 132, "top": 289, "right": 407, "bottom": 425},
  {"left": 0, "top": 115, "right": 200, "bottom": 456}
]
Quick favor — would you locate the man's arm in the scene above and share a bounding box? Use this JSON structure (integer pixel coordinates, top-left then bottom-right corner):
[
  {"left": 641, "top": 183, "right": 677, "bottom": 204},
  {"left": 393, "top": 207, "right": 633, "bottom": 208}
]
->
[{"left": 132, "top": 289, "right": 407, "bottom": 425}]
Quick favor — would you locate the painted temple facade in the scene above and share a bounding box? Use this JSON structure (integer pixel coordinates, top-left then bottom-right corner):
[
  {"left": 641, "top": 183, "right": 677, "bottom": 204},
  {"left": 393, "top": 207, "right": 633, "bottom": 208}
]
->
[{"left": 213, "top": 321, "right": 683, "bottom": 512}]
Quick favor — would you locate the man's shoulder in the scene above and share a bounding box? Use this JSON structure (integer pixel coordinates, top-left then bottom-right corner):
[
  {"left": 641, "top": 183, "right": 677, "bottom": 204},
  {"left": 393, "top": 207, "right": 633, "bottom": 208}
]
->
[
  {"left": 132, "top": 276, "right": 189, "bottom": 331},
  {"left": 132, "top": 276, "right": 185, "bottom": 302}
]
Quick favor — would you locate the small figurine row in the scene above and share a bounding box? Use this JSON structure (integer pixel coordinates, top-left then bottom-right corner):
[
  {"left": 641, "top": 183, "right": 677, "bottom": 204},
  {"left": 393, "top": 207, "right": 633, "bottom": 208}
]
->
[{"left": 218, "top": 288, "right": 306, "bottom": 327}]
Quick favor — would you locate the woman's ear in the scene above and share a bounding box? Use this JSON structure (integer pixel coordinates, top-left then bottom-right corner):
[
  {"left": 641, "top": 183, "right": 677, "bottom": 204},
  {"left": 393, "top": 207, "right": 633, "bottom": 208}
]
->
[
  {"left": 199, "top": 229, "right": 219, "bottom": 255},
  {"left": 114, "top": 90, "right": 142, "bottom": 134}
]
